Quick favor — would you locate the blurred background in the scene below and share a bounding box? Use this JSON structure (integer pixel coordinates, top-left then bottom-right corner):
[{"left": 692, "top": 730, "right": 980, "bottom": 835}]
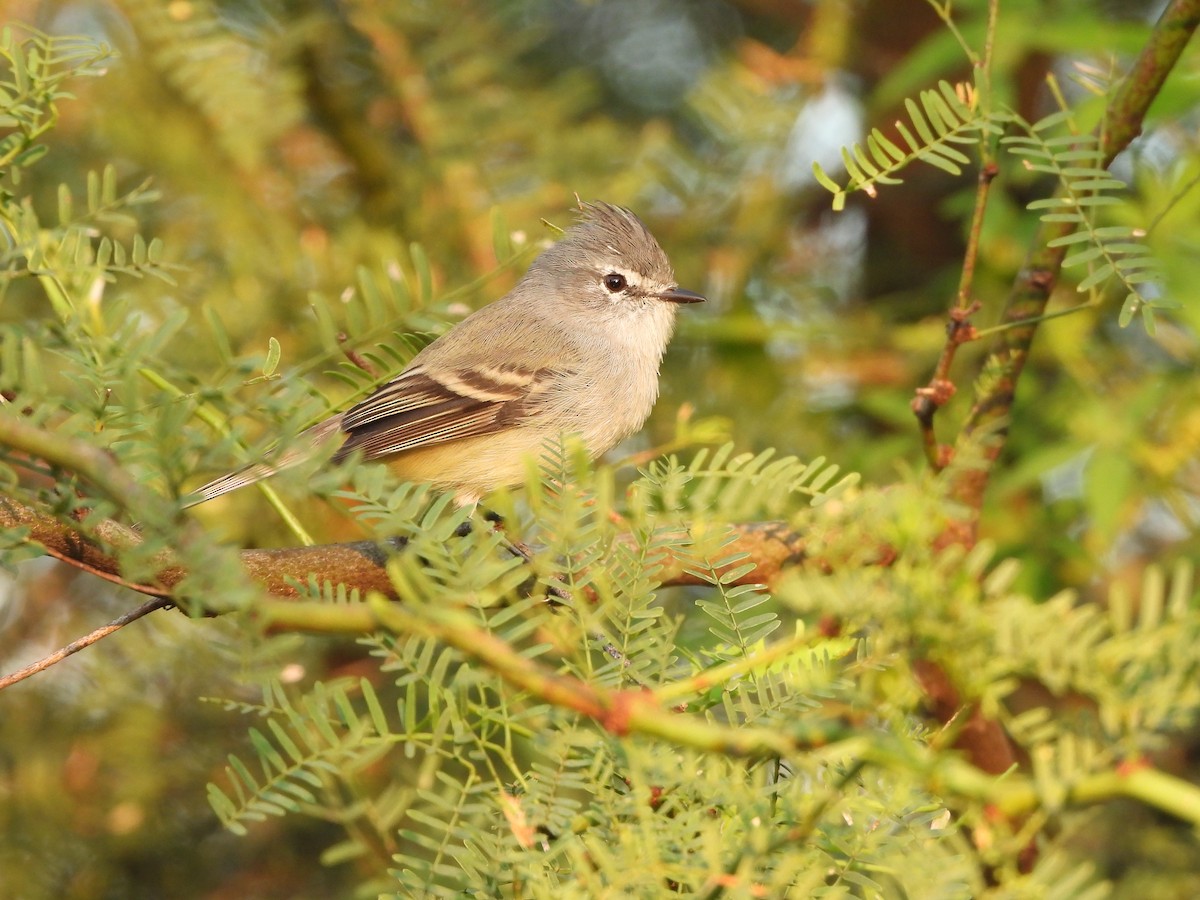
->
[{"left": 0, "top": 0, "right": 1197, "bottom": 896}]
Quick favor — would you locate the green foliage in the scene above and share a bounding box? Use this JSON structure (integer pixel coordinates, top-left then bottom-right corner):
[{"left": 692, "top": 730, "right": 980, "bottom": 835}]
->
[
  {"left": 118, "top": 0, "right": 305, "bottom": 171},
  {"left": 1, "top": 3, "right": 1199, "bottom": 899},
  {"left": 637, "top": 444, "right": 858, "bottom": 519},
  {"left": 814, "top": 62, "right": 1171, "bottom": 336},
  {"left": 1002, "top": 114, "right": 1164, "bottom": 333},
  {"left": 0, "top": 27, "right": 112, "bottom": 179},
  {"left": 208, "top": 677, "right": 400, "bottom": 837},
  {"left": 813, "top": 79, "right": 1008, "bottom": 210},
  {"left": 206, "top": 460, "right": 1200, "bottom": 896}
]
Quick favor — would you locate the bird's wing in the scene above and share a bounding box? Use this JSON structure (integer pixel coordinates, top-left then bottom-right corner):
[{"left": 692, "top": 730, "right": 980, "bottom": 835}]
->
[
  {"left": 183, "top": 365, "right": 559, "bottom": 507},
  {"left": 334, "top": 363, "right": 562, "bottom": 460}
]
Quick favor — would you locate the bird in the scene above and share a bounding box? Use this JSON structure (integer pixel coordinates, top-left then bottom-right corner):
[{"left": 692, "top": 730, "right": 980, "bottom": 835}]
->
[{"left": 187, "top": 201, "right": 704, "bottom": 508}]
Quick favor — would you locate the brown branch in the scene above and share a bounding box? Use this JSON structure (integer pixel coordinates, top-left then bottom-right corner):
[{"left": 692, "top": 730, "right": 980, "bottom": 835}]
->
[
  {"left": 912, "top": 658, "right": 1017, "bottom": 776},
  {"left": 0, "top": 494, "right": 815, "bottom": 604},
  {"left": 953, "top": 0, "right": 1199, "bottom": 526}
]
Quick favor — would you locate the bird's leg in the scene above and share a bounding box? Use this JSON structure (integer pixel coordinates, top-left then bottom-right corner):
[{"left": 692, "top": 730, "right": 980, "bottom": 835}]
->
[{"left": 452, "top": 505, "right": 571, "bottom": 604}]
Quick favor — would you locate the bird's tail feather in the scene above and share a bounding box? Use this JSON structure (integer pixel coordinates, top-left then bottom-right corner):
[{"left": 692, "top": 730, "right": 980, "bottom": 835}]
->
[{"left": 183, "top": 416, "right": 345, "bottom": 508}]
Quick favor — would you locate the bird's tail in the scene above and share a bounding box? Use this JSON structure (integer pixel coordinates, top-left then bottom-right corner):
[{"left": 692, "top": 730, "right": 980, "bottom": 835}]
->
[{"left": 183, "top": 416, "right": 345, "bottom": 508}]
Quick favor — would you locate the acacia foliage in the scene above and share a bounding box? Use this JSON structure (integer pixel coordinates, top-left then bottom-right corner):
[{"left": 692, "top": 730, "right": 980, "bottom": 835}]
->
[{"left": 0, "top": 2, "right": 1198, "bottom": 897}]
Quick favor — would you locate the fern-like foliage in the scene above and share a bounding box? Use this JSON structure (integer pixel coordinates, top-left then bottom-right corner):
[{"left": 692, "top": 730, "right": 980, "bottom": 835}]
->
[
  {"left": 188, "top": 431, "right": 1200, "bottom": 897},
  {"left": 0, "top": 34, "right": 176, "bottom": 289},
  {"left": 812, "top": 70, "right": 1168, "bottom": 334},
  {"left": 0, "top": 26, "right": 113, "bottom": 177},
  {"left": 634, "top": 443, "right": 858, "bottom": 521},
  {"left": 119, "top": 0, "right": 304, "bottom": 170},
  {"left": 207, "top": 677, "right": 400, "bottom": 837},
  {"left": 812, "top": 80, "right": 1007, "bottom": 210},
  {"left": 595, "top": 525, "right": 689, "bottom": 688},
  {"left": 1002, "top": 112, "right": 1164, "bottom": 333},
  {"left": 685, "top": 530, "right": 781, "bottom": 659},
  {"left": 43, "top": 165, "right": 178, "bottom": 286},
  {"left": 991, "top": 560, "right": 1200, "bottom": 752}
]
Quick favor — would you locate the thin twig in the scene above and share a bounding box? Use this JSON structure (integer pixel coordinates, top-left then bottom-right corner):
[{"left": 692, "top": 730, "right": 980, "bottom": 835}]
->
[
  {"left": 912, "top": 0, "right": 1000, "bottom": 470},
  {"left": 0, "top": 596, "right": 172, "bottom": 690},
  {"left": 337, "top": 331, "right": 379, "bottom": 377}
]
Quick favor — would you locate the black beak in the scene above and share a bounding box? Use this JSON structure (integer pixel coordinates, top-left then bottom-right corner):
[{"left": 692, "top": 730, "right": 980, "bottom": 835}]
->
[{"left": 657, "top": 287, "right": 706, "bottom": 304}]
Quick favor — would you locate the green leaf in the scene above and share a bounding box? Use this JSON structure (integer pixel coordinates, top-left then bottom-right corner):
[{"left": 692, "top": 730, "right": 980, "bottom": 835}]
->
[
  {"left": 841, "top": 146, "right": 870, "bottom": 185},
  {"left": 851, "top": 142, "right": 882, "bottom": 178},
  {"left": 1046, "top": 229, "right": 1093, "bottom": 246},
  {"left": 906, "top": 97, "right": 935, "bottom": 144},
  {"left": 1027, "top": 197, "right": 1073, "bottom": 210},
  {"left": 937, "top": 80, "right": 971, "bottom": 117},
  {"left": 1117, "top": 293, "right": 1138, "bottom": 327},
  {"left": 12, "top": 142, "right": 47, "bottom": 168},
  {"left": 267, "top": 719, "right": 305, "bottom": 765},
  {"left": 1140, "top": 303, "right": 1157, "bottom": 335},
  {"left": 871, "top": 128, "right": 905, "bottom": 163},
  {"left": 917, "top": 150, "right": 962, "bottom": 176},
  {"left": 1075, "top": 263, "right": 1114, "bottom": 292},
  {"left": 1068, "top": 178, "right": 1126, "bottom": 191},
  {"left": 249, "top": 727, "right": 289, "bottom": 775},
  {"left": 931, "top": 143, "right": 970, "bottom": 165},
  {"left": 1062, "top": 246, "right": 1104, "bottom": 268},
  {"left": 811, "top": 160, "right": 842, "bottom": 195},
  {"left": 1072, "top": 195, "right": 1121, "bottom": 207},
  {"left": 361, "top": 677, "right": 389, "bottom": 735},
  {"left": 263, "top": 336, "right": 281, "bottom": 377},
  {"left": 922, "top": 91, "right": 957, "bottom": 134},
  {"left": 895, "top": 120, "right": 920, "bottom": 153}
]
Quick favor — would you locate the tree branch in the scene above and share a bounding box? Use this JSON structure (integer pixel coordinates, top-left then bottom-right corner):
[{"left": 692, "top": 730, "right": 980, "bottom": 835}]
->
[
  {"left": 251, "top": 593, "right": 1200, "bottom": 831},
  {"left": 0, "top": 492, "right": 815, "bottom": 605},
  {"left": 954, "top": 0, "right": 1199, "bottom": 523}
]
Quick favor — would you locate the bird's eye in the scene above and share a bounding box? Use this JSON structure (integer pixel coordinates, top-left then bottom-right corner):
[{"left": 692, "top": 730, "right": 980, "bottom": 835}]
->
[{"left": 603, "top": 273, "right": 627, "bottom": 293}]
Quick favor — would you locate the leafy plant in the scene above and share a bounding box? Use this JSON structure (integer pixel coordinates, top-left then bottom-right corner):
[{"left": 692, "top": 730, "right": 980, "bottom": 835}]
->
[
  {"left": 1, "top": 3, "right": 1198, "bottom": 899},
  {"left": 812, "top": 79, "right": 1007, "bottom": 210}
]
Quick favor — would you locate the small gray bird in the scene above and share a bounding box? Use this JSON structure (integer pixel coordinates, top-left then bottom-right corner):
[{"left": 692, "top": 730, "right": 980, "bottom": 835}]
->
[{"left": 189, "top": 202, "right": 703, "bottom": 507}]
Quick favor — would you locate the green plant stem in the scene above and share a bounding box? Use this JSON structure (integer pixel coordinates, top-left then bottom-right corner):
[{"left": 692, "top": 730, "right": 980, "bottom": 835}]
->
[
  {"left": 251, "top": 591, "right": 1200, "bottom": 830},
  {"left": 934, "top": 756, "right": 1200, "bottom": 827},
  {"left": 971, "top": 297, "right": 1102, "bottom": 338},
  {"left": 913, "top": 1, "right": 1001, "bottom": 469},
  {"left": 650, "top": 630, "right": 813, "bottom": 706},
  {"left": 953, "top": 0, "right": 998, "bottom": 313},
  {"left": 138, "top": 367, "right": 316, "bottom": 546},
  {"left": 925, "top": 1, "right": 980, "bottom": 65},
  {"left": 0, "top": 409, "right": 175, "bottom": 521},
  {"left": 255, "top": 592, "right": 848, "bottom": 757}
]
